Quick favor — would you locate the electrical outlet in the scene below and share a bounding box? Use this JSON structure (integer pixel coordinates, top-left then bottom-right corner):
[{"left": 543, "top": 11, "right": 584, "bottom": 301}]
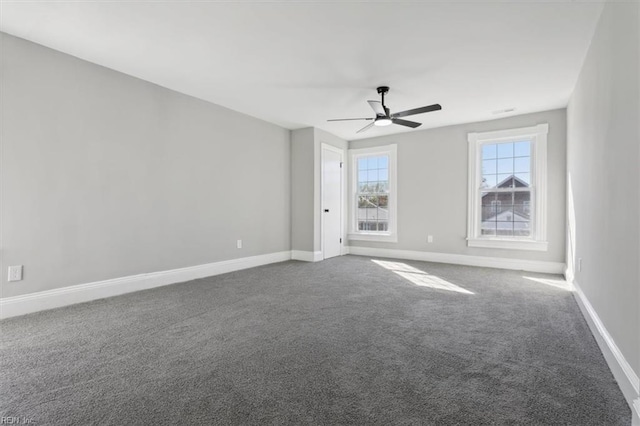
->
[
  {"left": 427, "top": 235, "right": 434, "bottom": 243},
  {"left": 237, "top": 239, "right": 242, "bottom": 249},
  {"left": 578, "top": 258, "right": 582, "bottom": 272},
  {"left": 8, "top": 265, "right": 23, "bottom": 282}
]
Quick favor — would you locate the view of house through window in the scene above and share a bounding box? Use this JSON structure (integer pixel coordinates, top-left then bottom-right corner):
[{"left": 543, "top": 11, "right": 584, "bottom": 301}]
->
[
  {"left": 357, "top": 155, "right": 389, "bottom": 232},
  {"left": 480, "top": 140, "right": 532, "bottom": 237}
]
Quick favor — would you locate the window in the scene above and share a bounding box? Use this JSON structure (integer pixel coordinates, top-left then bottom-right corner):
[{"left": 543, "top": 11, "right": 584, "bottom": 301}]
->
[
  {"left": 467, "top": 124, "right": 548, "bottom": 251},
  {"left": 348, "top": 145, "right": 397, "bottom": 242}
]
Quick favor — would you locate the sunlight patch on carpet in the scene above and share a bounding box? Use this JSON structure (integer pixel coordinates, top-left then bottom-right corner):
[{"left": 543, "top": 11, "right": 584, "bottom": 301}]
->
[
  {"left": 523, "top": 276, "right": 574, "bottom": 291},
  {"left": 372, "top": 260, "right": 474, "bottom": 294}
]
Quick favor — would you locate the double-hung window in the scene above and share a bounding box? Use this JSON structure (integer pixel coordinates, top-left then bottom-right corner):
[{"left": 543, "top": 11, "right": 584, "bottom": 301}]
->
[
  {"left": 467, "top": 124, "right": 548, "bottom": 251},
  {"left": 348, "top": 144, "right": 397, "bottom": 242}
]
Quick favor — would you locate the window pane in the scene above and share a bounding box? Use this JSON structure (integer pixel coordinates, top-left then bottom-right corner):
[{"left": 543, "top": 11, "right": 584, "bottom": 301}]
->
[
  {"left": 378, "top": 169, "right": 389, "bottom": 181},
  {"left": 378, "top": 156, "right": 389, "bottom": 169},
  {"left": 481, "top": 221, "right": 497, "bottom": 236},
  {"left": 360, "top": 195, "right": 373, "bottom": 208},
  {"left": 367, "top": 157, "right": 378, "bottom": 170},
  {"left": 497, "top": 174, "right": 514, "bottom": 187},
  {"left": 367, "top": 169, "right": 378, "bottom": 182},
  {"left": 514, "top": 192, "right": 531, "bottom": 218},
  {"left": 497, "top": 143, "right": 514, "bottom": 158},
  {"left": 500, "top": 204, "right": 514, "bottom": 219},
  {"left": 377, "top": 221, "right": 389, "bottom": 232},
  {"left": 514, "top": 157, "right": 530, "bottom": 173},
  {"left": 481, "top": 191, "right": 499, "bottom": 220},
  {"left": 515, "top": 173, "right": 530, "bottom": 186},
  {"left": 358, "top": 171, "right": 367, "bottom": 184},
  {"left": 482, "top": 159, "right": 497, "bottom": 175},
  {"left": 514, "top": 224, "right": 531, "bottom": 237},
  {"left": 358, "top": 195, "right": 368, "bottom": 208},
  {"left": 513, "top": 189, "right": 531, "bottom": 237},
  {"left": 482, "top": 204, "right": 497, "bottom": 221},
  {"left": 497, "top": 158, "right": 513, "bottom": 174},
  {"left": 482, "top": 144, "right": 497, "bottom": 160},
  {"left": 358, "top": 158, "right": 368, "bottom": 171},
  {"left": 377, "top": 204, "right": 389, "bottom": 221},
  {"left": 378, "top": 195, "right": 389, "bottom": 208},
  {"left": 514, "top": 141, "right": 531, "bottom": 157},
  {"left": 497, "top": 221, "right": 514, "bottom": 236},
  {"left": 357, "top": 205, "right": 367, "bottom": 219},
  {"left": 482, "top": 174, "right": 497, "bottom": 188},
  {"left": 481, "top": 190, "right": 532, "bottom": 237}
]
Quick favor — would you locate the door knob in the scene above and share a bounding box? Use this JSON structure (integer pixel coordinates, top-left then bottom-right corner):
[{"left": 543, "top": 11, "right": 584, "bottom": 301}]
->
[{"left": 324, "top": 209, "right": 330, "bottom": 212}]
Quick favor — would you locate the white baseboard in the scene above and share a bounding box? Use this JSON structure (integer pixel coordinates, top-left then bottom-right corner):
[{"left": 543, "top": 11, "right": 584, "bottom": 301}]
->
[
  {"left": 0, "top": 251, "right": 292, "bottom": 320},
  {"left": 291, "top": 250, "right": 323, "bottom": 262},
  {"left": 347, "top": 246, "right": 565, "bottom": 274},
  {"left": 341, "top": 246, "right": 350, "bottom": 255},
  {"left": 572, "top": 279, "right": 640, "bottom": 412}
]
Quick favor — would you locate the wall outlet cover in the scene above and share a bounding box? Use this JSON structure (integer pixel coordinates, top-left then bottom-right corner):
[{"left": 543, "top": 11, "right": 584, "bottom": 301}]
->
[{"left": 8, "top": 265, "right": 23, "bottom": 282}]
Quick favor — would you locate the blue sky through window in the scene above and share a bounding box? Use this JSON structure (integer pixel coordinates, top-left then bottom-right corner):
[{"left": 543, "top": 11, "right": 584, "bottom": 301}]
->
[{"left": 481, "top": 140, "right": 531, "bottom": 188}]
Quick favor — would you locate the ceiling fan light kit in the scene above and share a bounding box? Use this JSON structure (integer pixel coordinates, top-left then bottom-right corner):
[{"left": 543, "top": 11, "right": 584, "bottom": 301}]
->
[
  {"left": 374, "top": 117, "right": 392, "bottom": 126},
  {"left": 328, "top": 86, "right": 442, "bottom": 134}
]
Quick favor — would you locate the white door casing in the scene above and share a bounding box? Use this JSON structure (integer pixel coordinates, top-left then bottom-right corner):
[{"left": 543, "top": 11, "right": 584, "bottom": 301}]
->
[{"left": 321, "top": 144, "right": 343, "bottom": 260}]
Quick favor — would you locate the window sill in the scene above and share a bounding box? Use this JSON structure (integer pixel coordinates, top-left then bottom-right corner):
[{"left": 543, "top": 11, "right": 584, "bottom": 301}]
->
[
  {"left": 467, "top": 238, "right": 548, "bottom": 251},
  {"left": 348, "top": 232, "right": 398, "bottom": 243}
]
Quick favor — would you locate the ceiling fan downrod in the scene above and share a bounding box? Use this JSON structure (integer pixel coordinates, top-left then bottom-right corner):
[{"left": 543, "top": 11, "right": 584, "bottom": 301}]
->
[{"left": 377, "top": 86, "right": 390, "bottom": 110}]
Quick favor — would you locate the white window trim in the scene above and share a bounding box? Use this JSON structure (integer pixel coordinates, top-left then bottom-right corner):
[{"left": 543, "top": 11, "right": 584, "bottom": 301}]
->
[
  {"left": 348, "top": 144, "right": 398, "bottom": 243},
  {"left": 467, "top": 124, "right": 548, "bottom": 251}
]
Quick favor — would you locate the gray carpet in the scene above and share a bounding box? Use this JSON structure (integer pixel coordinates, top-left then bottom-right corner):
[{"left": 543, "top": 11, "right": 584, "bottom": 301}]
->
[{"left": 0, "top": 255, "right": 630, "bottom": 425}]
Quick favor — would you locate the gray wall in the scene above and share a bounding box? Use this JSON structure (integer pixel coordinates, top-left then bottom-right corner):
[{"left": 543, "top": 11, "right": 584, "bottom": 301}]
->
[
  {"left": 291, "top": 128, "right": 315, "bottom": 252},
  {"left": 1, "top": 33, "right": 292, "bottom": 298},
  {"left": 349, "top": 109, "right": 567, "bottom": 264},
  {"left": 566, "top": 1, "right": 639, "bottom": 378}
]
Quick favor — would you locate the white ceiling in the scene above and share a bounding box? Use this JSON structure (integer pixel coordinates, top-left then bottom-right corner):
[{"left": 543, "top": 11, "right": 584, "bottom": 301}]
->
[{"left": 1, "top": 0, "right": 603, "bottom": 140}]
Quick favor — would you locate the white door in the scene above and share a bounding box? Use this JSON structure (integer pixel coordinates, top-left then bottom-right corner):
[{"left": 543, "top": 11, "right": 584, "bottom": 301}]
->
[{"left": 322, "top": 145, "right": 343, "bottom": 259}]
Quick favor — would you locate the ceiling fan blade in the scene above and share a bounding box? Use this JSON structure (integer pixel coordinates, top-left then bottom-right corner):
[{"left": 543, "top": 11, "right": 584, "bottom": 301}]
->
[
  {"left": 392, "top": 104, "right": 442, "bottom": 118},
  {"left": 327, "top": 117, "right": 373, "bottom": 122},
  {"left": 367, "top": 100, "right": 387, "bottom": 117},
  {"left": 392, "top": 118, "right": 422, "bottom": 128},
  {"left": 356, "top": 122, "right": 376, "bottom": 133}
]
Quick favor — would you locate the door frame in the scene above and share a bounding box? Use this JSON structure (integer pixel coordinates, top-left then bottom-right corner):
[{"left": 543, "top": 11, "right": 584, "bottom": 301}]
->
[{"left": 320, "top": 143, "right": 345, "bottom": 260}]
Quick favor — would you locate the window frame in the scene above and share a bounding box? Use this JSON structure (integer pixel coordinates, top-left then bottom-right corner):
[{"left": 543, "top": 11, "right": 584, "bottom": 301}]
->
[
  {"left": 348, "top": 144, "right": 398, "bottom": 243},
  {"left": 467, "top": 124, "right": 548, "bottom": 251}
]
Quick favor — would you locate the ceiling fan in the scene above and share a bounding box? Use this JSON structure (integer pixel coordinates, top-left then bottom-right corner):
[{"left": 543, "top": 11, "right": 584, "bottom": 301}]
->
[{"left": 328, "top": 86, "right": 442, "bottom": 133}]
